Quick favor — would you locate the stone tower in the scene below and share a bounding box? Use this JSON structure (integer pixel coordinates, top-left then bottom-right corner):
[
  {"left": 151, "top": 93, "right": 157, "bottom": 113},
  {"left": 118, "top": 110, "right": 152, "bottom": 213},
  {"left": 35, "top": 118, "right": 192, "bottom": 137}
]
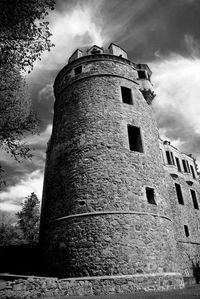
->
[{"left": 40, "top": 44, "right": 184, "bottom": 290}]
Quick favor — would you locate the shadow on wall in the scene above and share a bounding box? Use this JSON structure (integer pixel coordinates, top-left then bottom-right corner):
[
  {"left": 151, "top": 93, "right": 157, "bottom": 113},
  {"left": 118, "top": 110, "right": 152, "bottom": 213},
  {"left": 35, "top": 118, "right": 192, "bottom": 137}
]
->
[
  {"left": 0, "top": 245, "right": 42, "bottom": 276},
  {"left": 192, "top": 261, "right": 200, "bottom": 284}
]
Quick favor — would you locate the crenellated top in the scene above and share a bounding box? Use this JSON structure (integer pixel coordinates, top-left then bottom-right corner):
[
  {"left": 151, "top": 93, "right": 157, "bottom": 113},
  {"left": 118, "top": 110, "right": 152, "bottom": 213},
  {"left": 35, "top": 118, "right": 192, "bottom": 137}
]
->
[
  {"left": 67, "top": 43, "right": 152, "bottom": 79},
  {"left": 68, "top": 43, "right": 128, "bottom": 62},
  {"left": 54, "top": 43, "right": 155, "bottom": 104}
]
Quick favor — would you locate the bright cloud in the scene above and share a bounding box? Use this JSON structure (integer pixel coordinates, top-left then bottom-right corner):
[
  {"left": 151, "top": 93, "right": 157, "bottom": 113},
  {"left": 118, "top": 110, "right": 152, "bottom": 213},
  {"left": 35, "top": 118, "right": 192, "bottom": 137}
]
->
[
  {"left": 0, "top": 170, "right": 43, "bottom": 212},
  {"left": 38, "top": 84, "right": 54, "bottom": 103},
  {"left": 152, "top": 55, "right": 200, "bottom": 132},
  {"left": 0, "top": 124, "right": 52, "bottom": 207},
  {"left": 25, "top": 124, "right": 52, "bottom": 148},
  {"left": 151, "top": 55, "right": 200, "bottom": 166},
  {"left": 34, "top": 0, "right": 106, "bottom": 70}
]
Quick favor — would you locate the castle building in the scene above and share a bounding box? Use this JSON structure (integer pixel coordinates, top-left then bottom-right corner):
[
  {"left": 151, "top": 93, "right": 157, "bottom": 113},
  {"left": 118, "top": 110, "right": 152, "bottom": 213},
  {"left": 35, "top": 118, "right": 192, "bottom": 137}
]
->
[{"left": 40, "top": 44, "right": 200, "bottom": 292}]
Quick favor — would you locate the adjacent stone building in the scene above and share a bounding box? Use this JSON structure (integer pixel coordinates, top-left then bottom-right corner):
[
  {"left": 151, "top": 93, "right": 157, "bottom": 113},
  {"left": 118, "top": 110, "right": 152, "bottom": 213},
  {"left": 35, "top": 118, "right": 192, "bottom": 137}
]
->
[{"left": 40, "top": 44, "right": 200, "bottom": 292}]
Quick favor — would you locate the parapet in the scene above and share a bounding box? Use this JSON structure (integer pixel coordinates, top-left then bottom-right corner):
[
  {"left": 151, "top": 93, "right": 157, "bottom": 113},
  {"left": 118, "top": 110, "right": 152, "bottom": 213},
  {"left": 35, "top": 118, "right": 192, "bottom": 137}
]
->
[
  {"left": 108, "top": 43, "right": 128, "bottom": 59},
  {"left": 68, "top": 49, "right": 83, "bottom": 64},
  {"left": 68, "top": 43, "right": 128, "bottom": 63},
  {"left": 54, "top": 43, "right": 155, "bottom": 105}
]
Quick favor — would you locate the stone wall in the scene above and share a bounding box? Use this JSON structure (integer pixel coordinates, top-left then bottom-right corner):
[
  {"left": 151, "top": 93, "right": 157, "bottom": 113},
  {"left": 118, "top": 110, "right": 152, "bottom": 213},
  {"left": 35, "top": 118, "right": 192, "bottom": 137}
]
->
[
  {"left": 42, "top": 213, "right": 179, "bottom": 278},
  {"left": 162, "top": 156, "right": 200, "bottom": 276},
  {"left": 39, "top": 52, "right": 183, "bottom": 290},
  {"left": 157, "top": 138, "right": 200, "bottom": 277},
  {"left": 0, "top": 274, "right": 184, "bottom": 298}
]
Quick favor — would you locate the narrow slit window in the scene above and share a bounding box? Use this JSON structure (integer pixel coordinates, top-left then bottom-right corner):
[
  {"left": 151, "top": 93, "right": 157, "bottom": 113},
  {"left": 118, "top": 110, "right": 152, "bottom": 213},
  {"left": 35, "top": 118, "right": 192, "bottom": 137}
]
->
[
  {"left": 146, "top": 187, "right": 156, "bottom": 205},
  {"left": 175, "top": 183, "right": 184, "bottom": 205},
  {"left": 190, "top": 190, "right": 199, "bottom": 209},
  {"left": 175, "top": 157, "right": 181, "bottom": 172},
  {"left": 190, "top": 165, "right": 196, "bottom": 179},
  {"left": 166, "top": 151, "right": 175, "bottom": 165},
  {"left": 184, "top": 225, "right": 189, "bottom": 237},
  {"left": 186, "top": 160, "right": 190, "bottom": 173},
  {"left": 121, "top": 87, "right": 133, "bottom": 105},
  {"left": 138, "top": 70, "right": 147, "bottom": 79},
  {"left": 127, "top": 125, "right": 143, "bottom": 153},
  {"left": 182, "top": 159, "right": 189, "bottom": 173},
  {"left": 171, "top": 152, "right": 175, "bottom": 165},
  {"left": 74, "top": 65, "right": 82, "bottom": 75}
]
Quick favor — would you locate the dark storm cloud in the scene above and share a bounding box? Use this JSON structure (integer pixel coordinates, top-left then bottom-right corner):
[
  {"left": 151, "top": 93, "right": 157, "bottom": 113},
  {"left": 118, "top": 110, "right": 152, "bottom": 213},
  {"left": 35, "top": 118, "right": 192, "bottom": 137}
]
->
[
  {"left": 97, "top": 0, "right": 200, "bottom": 61},
  {"left": 27, "top": 69, "right": 56, "bottom": 131},
  {"left": 155, "top": 105, "right": 200, "bottom": 158}
]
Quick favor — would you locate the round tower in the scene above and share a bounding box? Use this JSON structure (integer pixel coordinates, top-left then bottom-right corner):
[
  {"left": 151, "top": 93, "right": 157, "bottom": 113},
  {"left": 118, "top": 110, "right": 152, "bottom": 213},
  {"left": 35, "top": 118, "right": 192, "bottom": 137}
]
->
[{"left": 40, "top": 44, "right": 183, "bottom": 289}]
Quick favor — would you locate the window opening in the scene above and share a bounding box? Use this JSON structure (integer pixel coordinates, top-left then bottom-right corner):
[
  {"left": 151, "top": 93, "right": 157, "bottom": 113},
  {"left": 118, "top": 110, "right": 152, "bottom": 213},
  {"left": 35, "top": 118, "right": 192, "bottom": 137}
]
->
[
  {"left": 121, "top": 86, "right": 133, "bottom": 105},
  {"left": 175, "top": 183, "right": 184, "bottom": 205},
  {"left": 186, "top": 160, "right": 190, "bottom": 173},
  {"left": 190, "top": 165, "right": 196, "bottom": 179},
  {"left": 91, "top": 48, "right": 101, "bottom": 54},
  {"left": 166, "top": 151, "right": 175, "bottom": 165},
  {"left": 74, "top": 65, "right": 82, "bottom": 75},
  {"left": 175, "top": 157, "right": 181, "bottom": 172},
  {"left": 191, "top": 190, "right": 199, "bottom": 209},
  {"left": 182, "top": 159, "right": 190, "bottom": 173},
  {"left": 146, "top": 187, "right": 156, "bottom": 205},
  {"left": 138, "top": 70, "right": 147, "bottom": 79},
  {"left": 127, "top": 125, "right": 143, "bottom": 153},
  {"left": 184, "top": 225, "right": 189, "bottom": 237}
]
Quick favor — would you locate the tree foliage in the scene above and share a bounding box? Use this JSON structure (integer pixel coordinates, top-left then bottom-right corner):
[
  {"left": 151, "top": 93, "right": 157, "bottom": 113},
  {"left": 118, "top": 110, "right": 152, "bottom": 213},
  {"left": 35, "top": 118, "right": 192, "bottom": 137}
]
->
[
  {"left": 17, "top": 192, "right": 40, "bottom": 244},
  {"left": 0, "top": 0, "right": 55, "bottom": 188},
  {"left": 0, "top": 213, "right": 25, "bottom": 246},
  {"left": 0, "top": 0, "right": 55, "bottom": 71},
  {"left": 0, "top": 67, "right": 39, "bottom": 161}
]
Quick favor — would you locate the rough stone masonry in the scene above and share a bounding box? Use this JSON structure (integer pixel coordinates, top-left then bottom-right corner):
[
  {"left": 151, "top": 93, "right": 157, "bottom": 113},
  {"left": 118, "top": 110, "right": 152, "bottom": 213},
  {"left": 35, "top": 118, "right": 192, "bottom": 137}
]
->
[{"left": 38, "top": 43, "right": 200, "bottom": 294}]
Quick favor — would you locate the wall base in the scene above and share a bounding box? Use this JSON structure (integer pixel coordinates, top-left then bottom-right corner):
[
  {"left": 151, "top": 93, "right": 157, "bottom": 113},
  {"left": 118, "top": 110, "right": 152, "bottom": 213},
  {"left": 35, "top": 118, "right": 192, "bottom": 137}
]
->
[
  {"left": 60, "top": 273, "right": 184, "bottom": 295},
  {"left": 0, "top": 273, "right": 184, "bottom": 298}
]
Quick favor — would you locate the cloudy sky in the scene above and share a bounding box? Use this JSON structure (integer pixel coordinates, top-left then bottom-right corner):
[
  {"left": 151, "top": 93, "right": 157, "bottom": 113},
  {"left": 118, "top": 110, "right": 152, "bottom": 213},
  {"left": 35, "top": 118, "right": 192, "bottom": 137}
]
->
[{"left": 1, "top": 0, "right": 200, "bottom": 214}]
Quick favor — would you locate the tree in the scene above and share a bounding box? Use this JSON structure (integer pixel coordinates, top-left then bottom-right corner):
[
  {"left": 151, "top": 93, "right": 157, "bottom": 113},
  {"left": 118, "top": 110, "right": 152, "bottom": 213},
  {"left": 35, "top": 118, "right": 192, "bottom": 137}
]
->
[
  {"left": 0, "top": 67, "right": 39, "bottom": 161},
  {"left": 17, "top": 192, "right": 40, "bottom": 244},
  {"left": 0, "top": 213, "right": 24, "bottom": 246},
  {"left": 0, "top": 66, "right": 39, "bottom": 190},
  {"left": 0, "top": 0, "right": 55, "bottom": 71},
  {"left": 0, "top": 0, "right": 55, "bottom": 187}
]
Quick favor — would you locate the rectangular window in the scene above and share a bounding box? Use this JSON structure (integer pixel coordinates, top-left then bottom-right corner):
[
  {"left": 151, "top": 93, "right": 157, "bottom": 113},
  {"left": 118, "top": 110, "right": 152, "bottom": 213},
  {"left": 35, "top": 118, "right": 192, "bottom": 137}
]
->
[
  {"left": 186, "top": 160, "right": 190, "bottom": 173},
  {"left": 166, "top": 151, "right": 171, "bottom": 164},
  {"left": 127, "top": 125, "right": 143, "bottom": 153},
  {"left": 190, "top": 165, "right": 196, "bottom": 179},
  {"left": 175, "top": 157, "right": 181, "bottom": 172},
  {"left": 138, "top": 70, "right": 147, "bottom": 79},
  {"left": 121, "top": 86, "right": 133, "bottom": 105},
  {"left": 146, "top": 187, "right": 156, "bottom": 205},
  {"left": 175, "top": 183, "right": 184, "bottom": 205},
  {"left": 74, "top": 65, "right": 82, "bottom": 75},
  {"left": 182, "top": 159, "right": 190, "bottom": 173},
  {"left": 166, "top": 151, "right": 175, "bottom": 165},
  {"left": 184, "top": 225, "right": 189, "bottom": 237},
  {"left": 191, "top": 190, "right": 199, "bottom": 209}
]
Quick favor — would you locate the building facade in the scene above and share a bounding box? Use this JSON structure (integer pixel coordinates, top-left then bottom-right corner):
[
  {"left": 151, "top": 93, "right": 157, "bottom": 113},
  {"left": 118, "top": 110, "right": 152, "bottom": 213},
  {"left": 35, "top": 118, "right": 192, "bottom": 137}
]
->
[
  {"left": 160, "top": 139, "right": 200, "bottom": 277},
  {"left": 40, "top": 44, "right": 200, "bottom": 291}
]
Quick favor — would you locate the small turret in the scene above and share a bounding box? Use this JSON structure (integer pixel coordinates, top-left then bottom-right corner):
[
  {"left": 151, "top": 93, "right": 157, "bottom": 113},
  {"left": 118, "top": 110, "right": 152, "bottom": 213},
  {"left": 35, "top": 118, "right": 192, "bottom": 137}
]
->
[
  {"left": 87, "top": 45, "right": 104, "bottom": 55},
  {"left": 108, "top": 43, "right": 128, "bottom": 58}
]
